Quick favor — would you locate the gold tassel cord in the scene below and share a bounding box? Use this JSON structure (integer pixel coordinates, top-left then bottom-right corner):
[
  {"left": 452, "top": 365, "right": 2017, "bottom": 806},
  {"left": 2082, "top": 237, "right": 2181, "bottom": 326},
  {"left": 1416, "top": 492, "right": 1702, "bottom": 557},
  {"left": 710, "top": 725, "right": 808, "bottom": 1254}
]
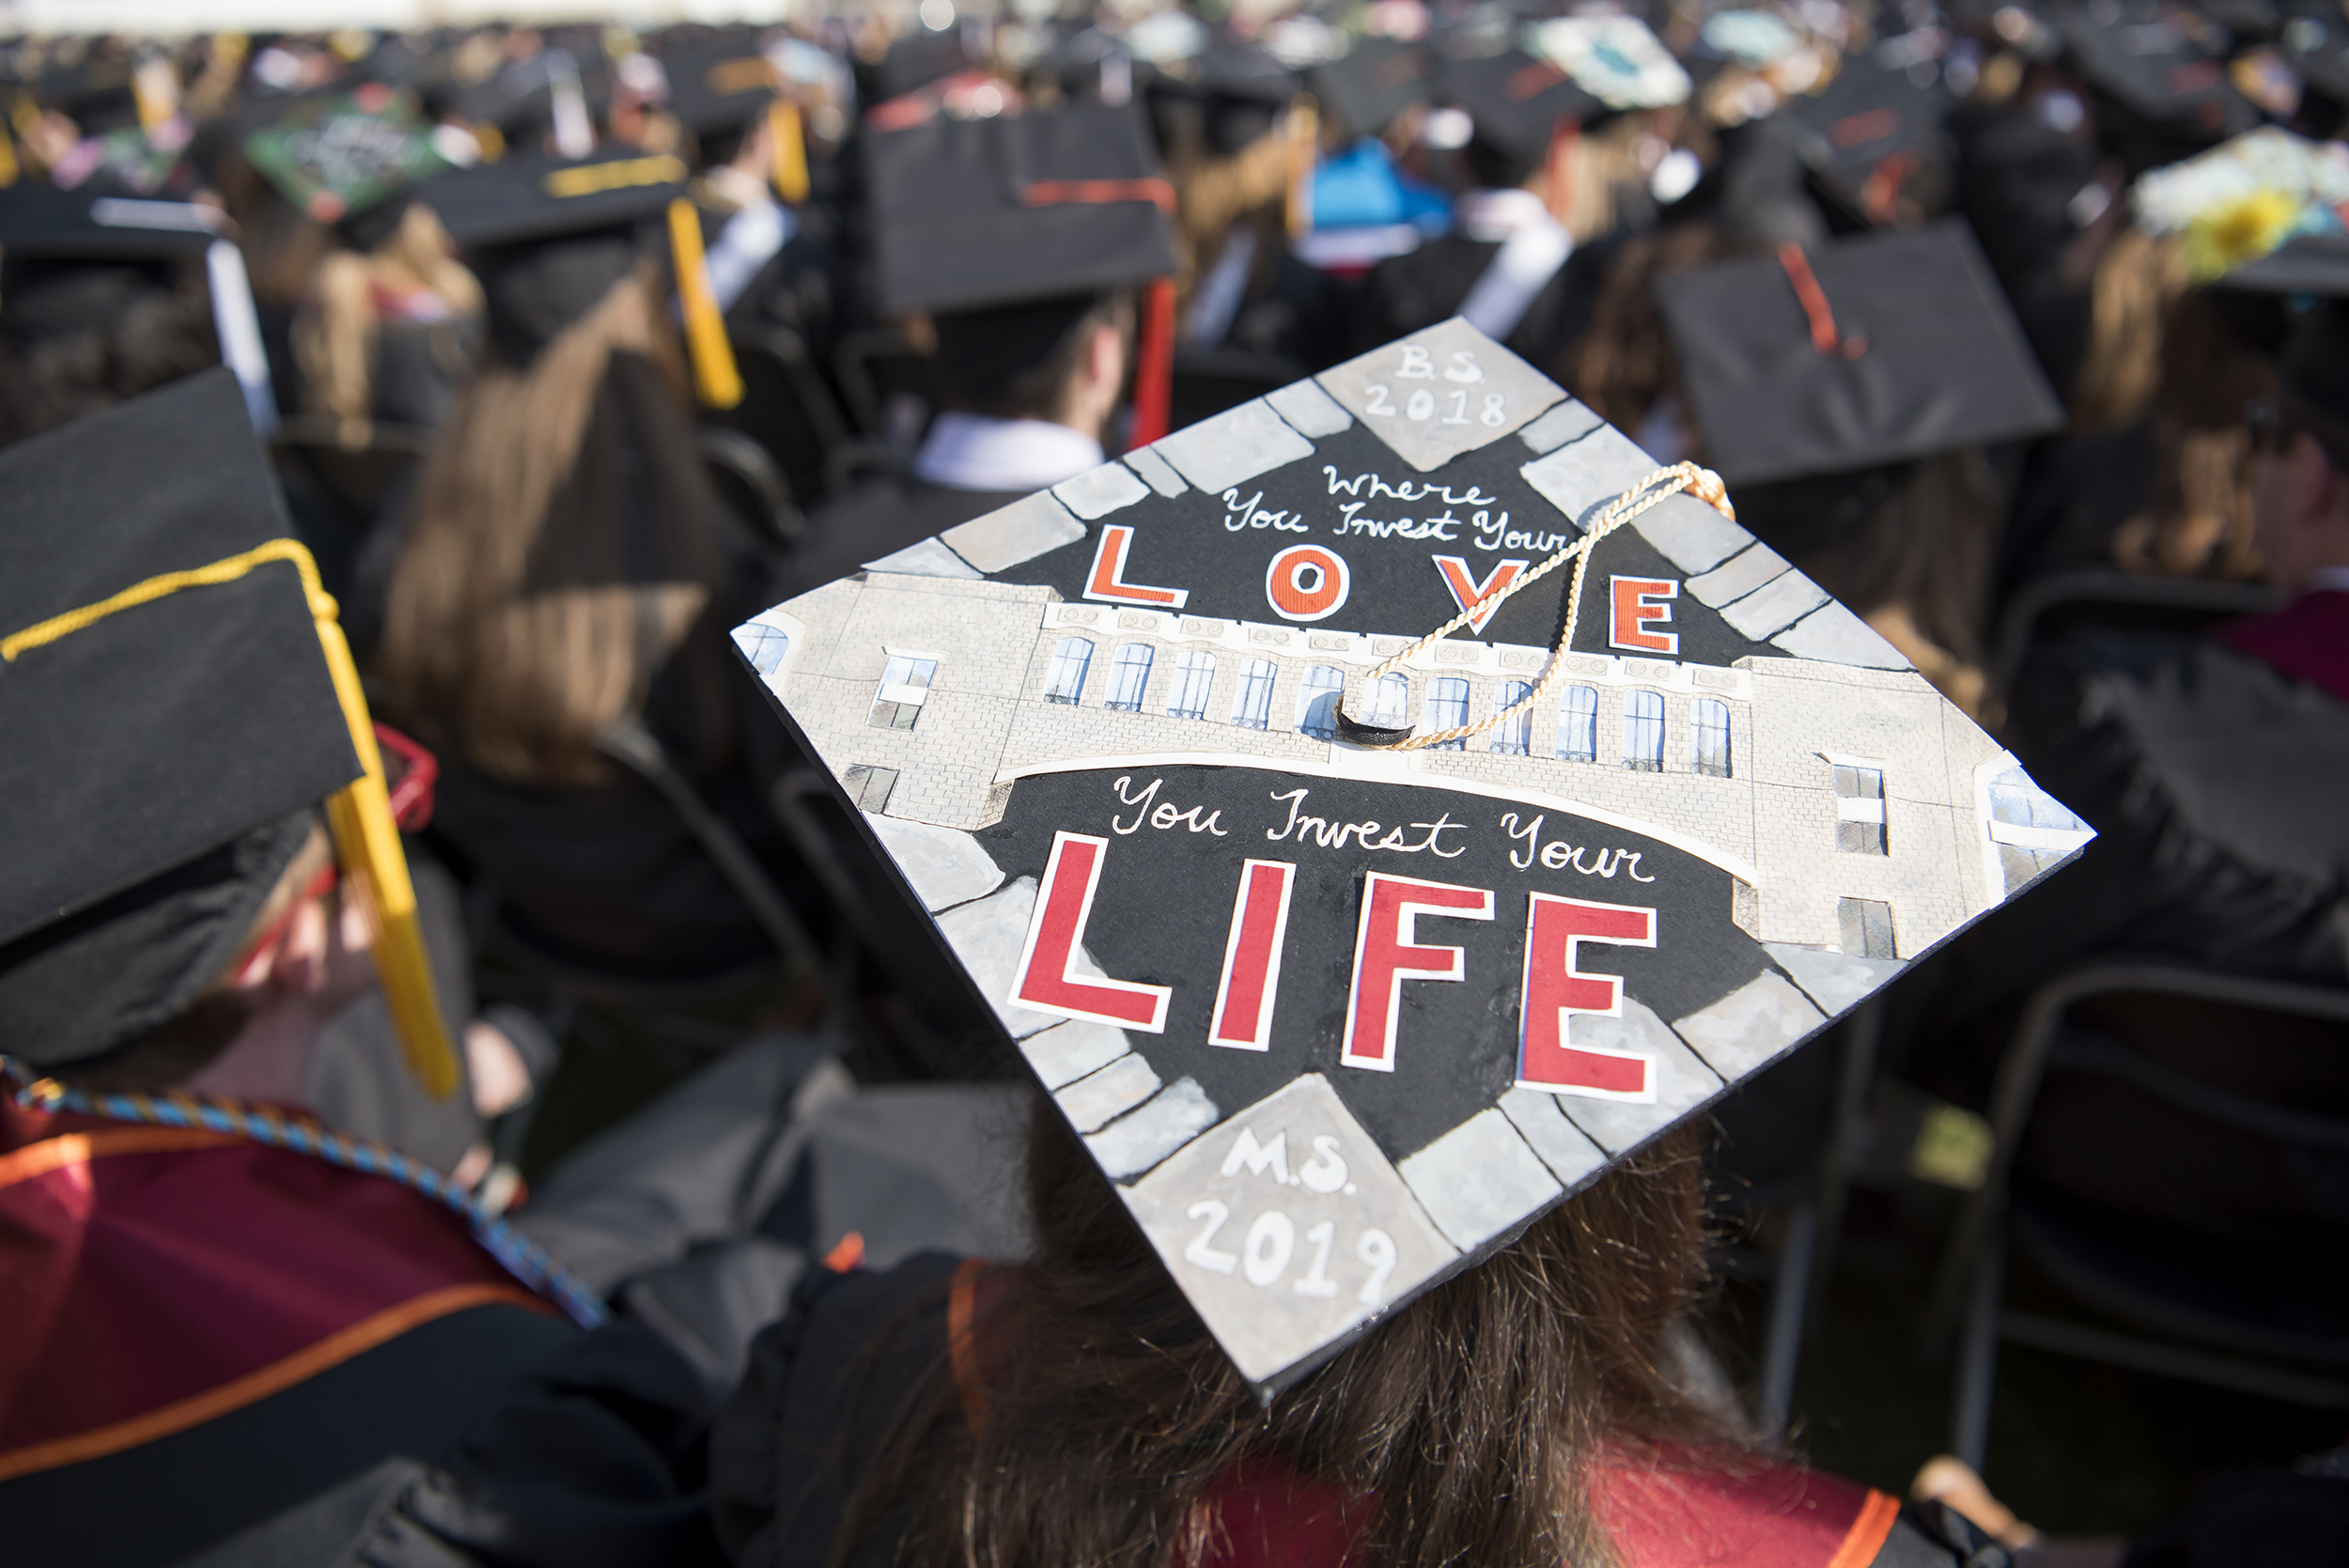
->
[
  {"left": 668, "top": 197, "right": 745, "bottom": 410},
  {"left": 770, "top": 98, "right": 810, "bottom": 205},
  {"left": 1337, "top": 463, "right": 1735, "bottom": 751},
  {"left": 1, "top": 539, "right": 461, "bottom": 1099}
]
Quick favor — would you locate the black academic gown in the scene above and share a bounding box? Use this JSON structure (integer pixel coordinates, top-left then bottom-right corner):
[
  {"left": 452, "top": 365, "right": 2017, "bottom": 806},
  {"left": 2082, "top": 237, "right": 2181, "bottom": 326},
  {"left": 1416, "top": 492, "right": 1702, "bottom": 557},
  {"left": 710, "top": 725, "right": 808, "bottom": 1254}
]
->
[
  {"left": 1892, "top": 629, "right": 2349, "bottom": 1110},
  {"left": 783, "top": 474, "right": 1025, "bottom": 599},
  {"left": 709, "top": 197, "right": 849, "bottom": 510}
]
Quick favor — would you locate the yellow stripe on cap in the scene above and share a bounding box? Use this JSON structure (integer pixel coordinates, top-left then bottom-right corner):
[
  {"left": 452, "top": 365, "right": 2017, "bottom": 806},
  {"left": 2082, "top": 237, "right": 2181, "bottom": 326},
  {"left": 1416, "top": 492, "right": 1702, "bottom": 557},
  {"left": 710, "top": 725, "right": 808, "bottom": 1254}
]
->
[
  {"left": 708, "top": 56, "right": 774, "bottom": 96},
  {"left": 667, "top": 197, "right": 743, "bottom": 409},
  {"left": 770, "top": 99, "right": 809, "bottom": 205},
  {"left": 0, "top": 540, "right": 460, "bottom": 1101},
  {"left": 543, "top": 153, "right": 687, "bottom": 199}
]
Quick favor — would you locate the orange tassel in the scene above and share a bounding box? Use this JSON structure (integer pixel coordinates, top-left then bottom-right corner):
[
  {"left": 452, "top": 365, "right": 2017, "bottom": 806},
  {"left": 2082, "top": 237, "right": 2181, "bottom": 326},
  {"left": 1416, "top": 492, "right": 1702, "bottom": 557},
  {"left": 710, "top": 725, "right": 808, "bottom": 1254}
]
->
[{"left": 1130, "top": 276, "right": 1176, "bottom": 446}]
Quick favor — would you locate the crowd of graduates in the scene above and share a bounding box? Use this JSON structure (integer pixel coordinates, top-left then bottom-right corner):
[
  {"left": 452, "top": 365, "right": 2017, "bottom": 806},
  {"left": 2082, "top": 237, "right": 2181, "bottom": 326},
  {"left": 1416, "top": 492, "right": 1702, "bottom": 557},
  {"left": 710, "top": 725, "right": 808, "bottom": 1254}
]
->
[{"left": 2, "top": 0, "right": 2347, "bottom": 1564}]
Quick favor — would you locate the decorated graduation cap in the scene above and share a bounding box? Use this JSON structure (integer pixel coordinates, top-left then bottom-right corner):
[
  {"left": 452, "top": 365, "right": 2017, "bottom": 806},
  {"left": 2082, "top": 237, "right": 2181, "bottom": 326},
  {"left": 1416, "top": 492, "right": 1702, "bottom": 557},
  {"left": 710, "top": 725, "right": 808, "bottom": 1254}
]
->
[
  {"left": 417, "top": 147, "right": 743, "bottom": 408},
  {"left": 1779, "top": 55, "right": 1952, "bottom": 226},
  {"left": 1525, "top": 16, "right": 1692, "bottom": 112},
  {"left": 0, "top": 369, "right": 458, "bottom": 1095},
  {"left": 1655, "top": 222, "right": 2064, "bottom": 554},
  {"left": 730, "top": 315, "right": 2086, "bottom": 1392},
  {"left": 866, "top": 101, "right": 1181, "bottom": 441},
  {"left": 0, "top": 185, "right": 279, "bottom": 433},
  {"left": 2129, "top": 125, "right": 2349, "bottom": 282},
  {"left": 241, "top": 84, "right": 448, "bottom": 228}
]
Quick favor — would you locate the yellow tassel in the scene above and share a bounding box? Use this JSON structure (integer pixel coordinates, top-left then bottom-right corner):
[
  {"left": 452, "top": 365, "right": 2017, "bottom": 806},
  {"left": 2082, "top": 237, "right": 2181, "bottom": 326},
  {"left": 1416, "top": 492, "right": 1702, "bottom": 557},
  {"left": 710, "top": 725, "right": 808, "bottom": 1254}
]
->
[
  {"left": 1285, "top": 95, "right": 1318, "bottom": 242},
  {"left": 668, "top": 197, "right": 744, "bottom": 409},
  {"left": 770, "top": 98, "right": 810, "bottom": 205},
  {"left": 0, "top": 127, "right": 18, "bottom": 190}
]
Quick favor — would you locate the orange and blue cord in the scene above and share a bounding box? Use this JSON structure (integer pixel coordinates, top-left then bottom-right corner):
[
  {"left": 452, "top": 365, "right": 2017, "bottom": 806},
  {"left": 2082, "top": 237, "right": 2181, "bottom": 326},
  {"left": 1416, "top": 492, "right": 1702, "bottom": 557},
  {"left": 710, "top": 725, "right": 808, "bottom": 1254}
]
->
[{"left": 5, "top": 1064, "right": 606, "bottom": 1329}]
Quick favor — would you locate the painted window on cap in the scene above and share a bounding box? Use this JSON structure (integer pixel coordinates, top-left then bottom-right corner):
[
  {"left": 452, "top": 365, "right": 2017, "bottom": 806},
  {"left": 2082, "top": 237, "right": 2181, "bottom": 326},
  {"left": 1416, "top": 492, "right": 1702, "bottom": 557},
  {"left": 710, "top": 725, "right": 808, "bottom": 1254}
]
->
[
  {"left": 1166, "top": 649, "right": 1217, "bottom": 721},
  {"left": 1297, "top": 665, "right": 1345, "bottom": 738},
  {"left": 1424, "top": 677, "right": 1470, "bottom": 752},
  {"left": 1558, "top": 684, "right": 1598, "bottom": 762},
  {"left": 1622, "top": 689, "right": 1664, "bottom": 772},
  {"left": 1489, "top": 680, "right": 1532, "bottom": 755},
  {"left": 1230, "top": 658, "right": 1277, "bottom": 730},
  {"left": 867, "top": 654, "right": 937, "bottom": 730},
  {"left": 1835, "top": 763, "right": 1887, "bottom": 854},
  {"left": 1044, "top": 636, "right": 1093, "bottom": 705},
  {"left": 1105, "top": 644, "right": 1155, "bottom": 713},
  {"left": 1694, "top": 697, "right": 1732, "bottom": 778}
]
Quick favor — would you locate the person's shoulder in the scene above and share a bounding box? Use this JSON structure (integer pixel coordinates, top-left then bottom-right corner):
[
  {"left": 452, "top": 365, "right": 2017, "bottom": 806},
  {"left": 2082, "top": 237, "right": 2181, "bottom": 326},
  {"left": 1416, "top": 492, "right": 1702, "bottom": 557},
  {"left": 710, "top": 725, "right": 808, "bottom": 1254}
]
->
[{"left": 1595, "top": 1453, "right": 2014, "bottom": 1568}]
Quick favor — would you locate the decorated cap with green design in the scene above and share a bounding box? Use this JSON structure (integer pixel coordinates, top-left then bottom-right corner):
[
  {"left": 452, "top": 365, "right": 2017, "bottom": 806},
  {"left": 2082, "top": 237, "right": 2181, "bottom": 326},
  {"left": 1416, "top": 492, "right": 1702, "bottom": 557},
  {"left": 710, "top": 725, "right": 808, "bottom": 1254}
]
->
[{"left": 242, "top": 84, "right": 447, "bottom": 225}]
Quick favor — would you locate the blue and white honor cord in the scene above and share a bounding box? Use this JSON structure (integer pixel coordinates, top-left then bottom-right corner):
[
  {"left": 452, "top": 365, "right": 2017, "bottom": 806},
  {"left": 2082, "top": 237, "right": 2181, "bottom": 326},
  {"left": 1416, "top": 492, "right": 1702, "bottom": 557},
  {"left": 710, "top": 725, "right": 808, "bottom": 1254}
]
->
[{"left": 4, "top": 1064, "right": 607, "bottom": 1328}]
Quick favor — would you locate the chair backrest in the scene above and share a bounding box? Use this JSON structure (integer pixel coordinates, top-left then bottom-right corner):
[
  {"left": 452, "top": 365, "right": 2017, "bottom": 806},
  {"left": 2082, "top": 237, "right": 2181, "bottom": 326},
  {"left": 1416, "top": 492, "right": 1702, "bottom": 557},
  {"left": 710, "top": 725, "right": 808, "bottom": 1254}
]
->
[
  {"left": 697, "top": 426, "right": 802, "bottom": 552},
  {"left": 1991, "top": 570, "right": 2279, "bottom": 696}
]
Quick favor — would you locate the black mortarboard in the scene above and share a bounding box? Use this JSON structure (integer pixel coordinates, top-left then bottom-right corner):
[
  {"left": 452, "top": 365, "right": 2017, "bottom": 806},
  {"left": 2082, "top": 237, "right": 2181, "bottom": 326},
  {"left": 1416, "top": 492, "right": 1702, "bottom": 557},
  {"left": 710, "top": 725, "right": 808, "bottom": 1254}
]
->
[
  {"left": 1308, "top": 38, "right": 1433, "bottom": 140},
  {"left": 865, "top": 102, "right": 1178, "bottom": 317},
  {"left": 0, "top": 184, "right": 221, "bottom": 263},
  {"left": 418, "top": 146, "right": 687, "bottom": 253},
  {"left": 1656, "top": 222, "right": 2066, "bottom": 489},
  {"left": 2057, "top": 0, "right": 2255, "bottom": 163},
  {"left": 1781, "top": 56, "right": 1953, "bottom": 225},
  {"left": 0, "top": 371, "right": 359, "bottom": 1066},
  {"left": 2216, "top": 231, "right": 2349, "bottom": 292},
  {"left": 1440, "top": 48, "right": 1605, "bottom": 185},
  {"left": 1185, "top": 45, "right": 1302, "bottom": 158},
  {"left": 662, "top": 41, "right": 777, "bottom": 134},
  {"left": 860, "top": 31, "right": 969, "bottom": 107},
  {"left": 733, "top": 317, "right": 2084, "bottom": 1391}
]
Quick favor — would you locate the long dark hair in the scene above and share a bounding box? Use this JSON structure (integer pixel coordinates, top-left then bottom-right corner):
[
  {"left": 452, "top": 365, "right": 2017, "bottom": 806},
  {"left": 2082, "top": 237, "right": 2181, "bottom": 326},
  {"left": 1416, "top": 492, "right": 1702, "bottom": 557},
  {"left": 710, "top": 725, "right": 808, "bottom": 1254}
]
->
[
  {"left": 373, "top": 264, "right": 743, "bottom": 786},
  {"left": 845, "top": 1094, "right": 1724, "bottom": 1568}
]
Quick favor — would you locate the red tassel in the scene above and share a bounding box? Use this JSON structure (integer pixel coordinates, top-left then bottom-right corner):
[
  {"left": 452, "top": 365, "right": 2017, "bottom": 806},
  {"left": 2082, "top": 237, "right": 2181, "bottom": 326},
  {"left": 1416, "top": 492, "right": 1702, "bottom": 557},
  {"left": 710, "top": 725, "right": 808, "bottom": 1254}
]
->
[{"left": 1129, "top": 276, "right": 1176, "bottom": 447}]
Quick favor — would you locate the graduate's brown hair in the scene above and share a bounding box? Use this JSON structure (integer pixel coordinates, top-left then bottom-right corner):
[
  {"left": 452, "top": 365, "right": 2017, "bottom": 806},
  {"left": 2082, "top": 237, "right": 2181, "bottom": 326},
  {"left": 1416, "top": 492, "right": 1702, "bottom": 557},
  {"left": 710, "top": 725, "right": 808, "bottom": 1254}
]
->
[
  {"left": 373, "top": 263, "right": 741, "bottom": 786},
  {"left": 843, "top": 1095, "right": 1724, "bottom": 1568}
]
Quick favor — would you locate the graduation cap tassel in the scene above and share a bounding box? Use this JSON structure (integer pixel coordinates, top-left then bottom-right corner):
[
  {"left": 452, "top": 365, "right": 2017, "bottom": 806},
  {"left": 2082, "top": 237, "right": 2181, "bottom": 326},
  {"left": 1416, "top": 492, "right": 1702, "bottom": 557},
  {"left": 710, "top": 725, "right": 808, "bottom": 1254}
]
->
[
  {"left": 1130, "top": 276, "right": 1176, "bottom": 447},
  {"left": 668, "top": 197, "right": 745, "bottom": 410},
  {"left": 1285, "top": 96, "right": 1318, "bottom": 241},
  {"left": 1544, "top": 116, "right": 1581, "bottom": 229},
  {"left": 1335, "top": 463, "right": 1735, "bottom": 748},
  {"left": 770, "top": 98, "right": 810, "bottom": 205}
]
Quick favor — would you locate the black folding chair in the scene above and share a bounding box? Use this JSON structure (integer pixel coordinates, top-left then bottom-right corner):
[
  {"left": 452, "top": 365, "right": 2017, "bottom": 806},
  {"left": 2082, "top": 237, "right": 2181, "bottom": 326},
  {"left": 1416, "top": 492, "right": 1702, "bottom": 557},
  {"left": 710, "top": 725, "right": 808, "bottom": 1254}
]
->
[
  {"left": 1923, "top": 962, "right": 2349, "bottom": 1474},
  {"left": 1991, "top": 570, "right": 2278, "bottom": 701}
]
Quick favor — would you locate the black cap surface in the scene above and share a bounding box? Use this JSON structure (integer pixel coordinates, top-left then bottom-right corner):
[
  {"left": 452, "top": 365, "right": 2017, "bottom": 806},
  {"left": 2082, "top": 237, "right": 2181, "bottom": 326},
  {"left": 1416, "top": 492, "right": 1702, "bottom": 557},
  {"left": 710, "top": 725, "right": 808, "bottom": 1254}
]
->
[
  {"left": 662, "top": 42, "right": 777, "bottom": 134},
  {"left": 1781, "top": 56, "right": 1953, "bottom": 224},
  {"left": 1656, "top": 221, "right": 2066, "bottom": 486},
  {"left": 1441, "top": 48, "right": 1603, "bottom": 162},
  {"left": 866, "top": 102, "right": 1178, "bottom": 316},
  {"left": 0, "top": 370, "right": 362, "bottom": 1066},
  {"left": 415, "top": 147, "right": 687, "bottom": 252},
  {"left": 0, "top": 186, "right": 223, "bottom": 261},
  {"left": 1308, "top": 38, "right": 1433, "bottom": 139}
]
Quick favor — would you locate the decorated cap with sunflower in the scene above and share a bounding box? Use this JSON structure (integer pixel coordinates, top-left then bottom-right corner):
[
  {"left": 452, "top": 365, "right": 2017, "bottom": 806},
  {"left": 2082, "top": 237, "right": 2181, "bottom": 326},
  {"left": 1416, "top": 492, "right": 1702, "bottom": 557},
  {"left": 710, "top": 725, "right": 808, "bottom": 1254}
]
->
[{"left": 2132, "top": 126, "right": 2349, "bottom": 283}]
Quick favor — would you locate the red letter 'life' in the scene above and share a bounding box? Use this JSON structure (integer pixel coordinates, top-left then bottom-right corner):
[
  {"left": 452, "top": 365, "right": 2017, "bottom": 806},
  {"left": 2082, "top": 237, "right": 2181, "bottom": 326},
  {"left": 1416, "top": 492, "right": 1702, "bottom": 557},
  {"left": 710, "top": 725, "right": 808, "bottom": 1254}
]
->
[
  {"left": 1012, "top": 831, "right": 1174, "bottom": 1032},
  {"left": 1517, "top": 893, "right": 1659, "bottom": 1099},
  {"left": 1341, "top": 874, "right": 1495, "bottom": 1072},
  {"left": 1209, "top": 860, "right": 1296, "bottom": 1049}
]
